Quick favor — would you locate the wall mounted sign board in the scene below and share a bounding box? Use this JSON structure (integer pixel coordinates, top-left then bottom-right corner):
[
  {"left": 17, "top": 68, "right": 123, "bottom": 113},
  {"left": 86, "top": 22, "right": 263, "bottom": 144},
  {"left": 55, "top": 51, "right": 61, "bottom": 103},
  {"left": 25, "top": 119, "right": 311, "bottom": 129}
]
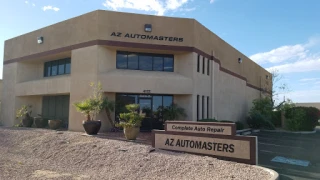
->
[
  {"left": 165, "top": 121, "right": 236, "bottom": 136},
  {"left": 152, "top": 130, "right": 257, "bottom": 165}
]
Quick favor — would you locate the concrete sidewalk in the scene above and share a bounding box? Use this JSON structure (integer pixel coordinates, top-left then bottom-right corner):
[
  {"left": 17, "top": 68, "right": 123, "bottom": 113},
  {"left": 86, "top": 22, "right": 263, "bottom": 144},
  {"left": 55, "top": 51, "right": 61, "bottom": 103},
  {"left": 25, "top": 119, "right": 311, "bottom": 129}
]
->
[{"left": 254, "top": 131, "right": 320, "bottom": 180}]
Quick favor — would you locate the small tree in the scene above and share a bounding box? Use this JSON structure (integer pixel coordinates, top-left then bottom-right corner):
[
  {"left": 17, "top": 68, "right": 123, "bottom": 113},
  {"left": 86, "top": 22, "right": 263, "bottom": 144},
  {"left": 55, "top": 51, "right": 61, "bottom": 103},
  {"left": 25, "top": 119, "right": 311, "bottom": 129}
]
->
[
  {"left": 116, "top": 104, "right": 144, "bottom": 128},
  {"left": 163, "top": 103, "right": 187, "bottom": 121},
  {"left": 266, "top": 69, "right": 291, "bottom": 109},
  {"left": 73, "top": 82, "right": 111, "bottom": 121}
]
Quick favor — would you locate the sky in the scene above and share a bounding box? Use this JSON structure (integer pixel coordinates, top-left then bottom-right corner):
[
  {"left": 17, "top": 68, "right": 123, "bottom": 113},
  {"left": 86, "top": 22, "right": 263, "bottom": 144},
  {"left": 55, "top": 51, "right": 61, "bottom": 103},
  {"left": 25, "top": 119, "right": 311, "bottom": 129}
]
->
[{"left": 1, "top": 0, "right": 320, "bottom": 103}]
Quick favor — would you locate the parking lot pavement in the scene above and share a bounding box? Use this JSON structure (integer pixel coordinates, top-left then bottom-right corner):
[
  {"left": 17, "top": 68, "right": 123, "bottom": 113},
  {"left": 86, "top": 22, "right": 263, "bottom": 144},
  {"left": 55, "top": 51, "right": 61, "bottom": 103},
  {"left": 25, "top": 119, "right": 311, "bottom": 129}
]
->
[{"left": 253, "top": 131, "right": 320, "bottom": 180}]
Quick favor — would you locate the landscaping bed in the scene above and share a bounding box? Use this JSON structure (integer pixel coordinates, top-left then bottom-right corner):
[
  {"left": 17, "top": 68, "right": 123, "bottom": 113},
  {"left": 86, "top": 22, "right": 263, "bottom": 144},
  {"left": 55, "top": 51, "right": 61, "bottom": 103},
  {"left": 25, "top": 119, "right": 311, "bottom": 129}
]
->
[{"left": 0, "top": 127, "right": 273, "bottom": 180}]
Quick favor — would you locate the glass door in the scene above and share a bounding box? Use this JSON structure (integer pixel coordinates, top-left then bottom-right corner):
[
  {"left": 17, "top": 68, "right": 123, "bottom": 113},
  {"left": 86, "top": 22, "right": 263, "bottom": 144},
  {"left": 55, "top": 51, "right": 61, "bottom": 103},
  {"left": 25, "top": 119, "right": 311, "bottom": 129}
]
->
[{"left": 139, "top": 98, "right": 152, "bottom": 131}]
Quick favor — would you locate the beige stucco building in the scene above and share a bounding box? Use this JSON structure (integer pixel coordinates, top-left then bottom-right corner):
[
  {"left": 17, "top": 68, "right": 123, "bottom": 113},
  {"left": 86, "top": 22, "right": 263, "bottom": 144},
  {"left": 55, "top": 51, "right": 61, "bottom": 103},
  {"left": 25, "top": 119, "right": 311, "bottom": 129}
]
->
[{"left": 1, "top": 10, "right": 271, "bottom": 132}]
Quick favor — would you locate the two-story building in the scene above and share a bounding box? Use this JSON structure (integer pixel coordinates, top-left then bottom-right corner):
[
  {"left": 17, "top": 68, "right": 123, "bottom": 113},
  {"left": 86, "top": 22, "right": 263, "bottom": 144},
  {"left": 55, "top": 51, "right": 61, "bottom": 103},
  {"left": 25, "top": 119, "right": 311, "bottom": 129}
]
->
[{"left": 1, "top": 10, "right": 271, "bottom": 132}]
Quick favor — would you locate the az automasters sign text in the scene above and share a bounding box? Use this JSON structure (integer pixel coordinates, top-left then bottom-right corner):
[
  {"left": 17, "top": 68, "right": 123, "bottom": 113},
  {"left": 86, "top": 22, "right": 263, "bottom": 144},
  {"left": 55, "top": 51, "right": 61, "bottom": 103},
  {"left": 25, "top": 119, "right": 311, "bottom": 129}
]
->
[{"left": 110, "top": 32, "right": 184, "bottom": 42}]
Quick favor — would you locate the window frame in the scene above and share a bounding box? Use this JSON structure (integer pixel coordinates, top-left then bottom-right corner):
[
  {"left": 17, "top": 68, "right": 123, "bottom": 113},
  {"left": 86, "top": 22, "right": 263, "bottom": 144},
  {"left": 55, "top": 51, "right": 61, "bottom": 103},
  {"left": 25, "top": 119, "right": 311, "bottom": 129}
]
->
[
  {"left": 197, "top": 95, "right": 199, "bottom": 121},
  {"left": 207, "top": 96, "right": 209, "bottom": 118},
  {"left": 44, "top": 58, "right": 71, "bottom": 77},
  {"left": 197, "top": 55, "right": 200, "bottom": 72},
  {"left": 202, "top": 95, "right": 205, "bottom": 119},
  {"left": 202, "top": 57, "right": 205, "bottom": 74},
  {"left": 116, "top": 51, "right": 174, "bottom": 72}
]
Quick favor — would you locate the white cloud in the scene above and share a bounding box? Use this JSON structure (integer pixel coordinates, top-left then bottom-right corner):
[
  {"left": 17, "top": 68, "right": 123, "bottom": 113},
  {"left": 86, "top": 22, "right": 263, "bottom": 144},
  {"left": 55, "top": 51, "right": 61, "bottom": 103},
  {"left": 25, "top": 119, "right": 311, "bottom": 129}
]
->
[
  {"left": 32, "top": 3, "right": 35, "bottom": 7},
  {"left": 250, "top": 44, "right": 307, "bottom": 64},
  {"left": 299, "top": 78, "right": 320, "bottom": 82},
  {"left": 42, "top": 6, "right": 60, "bottom": 12},
  {"left": 210, "top": 0, "right": 215, "bottom": 3},
  {"left": 25, "top": 1, "right": 29, "bottom": 4},
  {"left": 266, "top": 57, "right": 320, "bottom": 73},
  {"left": 250, "top": 37, "right": 320, "bottom": 64},
  {"left": 102, "top": 0, "right": 190, "bottom": 16}
]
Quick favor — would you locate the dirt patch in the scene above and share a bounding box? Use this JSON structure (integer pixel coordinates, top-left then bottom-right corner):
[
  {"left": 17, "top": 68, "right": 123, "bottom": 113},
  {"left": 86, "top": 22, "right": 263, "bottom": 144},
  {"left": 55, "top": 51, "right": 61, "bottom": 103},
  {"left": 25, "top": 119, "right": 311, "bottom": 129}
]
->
[{"left": 0, "top": 127, "right": 271, "bottom": 180}]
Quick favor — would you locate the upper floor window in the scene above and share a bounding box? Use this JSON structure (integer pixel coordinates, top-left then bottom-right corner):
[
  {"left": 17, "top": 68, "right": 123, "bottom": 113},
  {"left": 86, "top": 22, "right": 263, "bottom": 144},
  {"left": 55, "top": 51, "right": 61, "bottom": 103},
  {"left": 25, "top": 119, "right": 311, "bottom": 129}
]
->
[
  {"left": 44, "top": 58, "right": 71, "bottom": 77},
  {"left": 116, "top": 51, "right": 174, "bottom": 72},
  {"left": 197, "top": 55, "right": 200, "bottom": 72}
]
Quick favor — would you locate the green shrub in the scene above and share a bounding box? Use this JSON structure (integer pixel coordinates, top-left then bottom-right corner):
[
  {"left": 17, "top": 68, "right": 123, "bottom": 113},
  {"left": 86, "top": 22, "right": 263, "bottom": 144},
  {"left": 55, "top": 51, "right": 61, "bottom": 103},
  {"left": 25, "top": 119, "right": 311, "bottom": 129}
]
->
[
  {"left": 247, "top": 111, "right": 275, "bottom": 130},
  {"left": 198, "top": 118, "right": 218, "bottom": 122},
  {"left": 285, "top": 106, "right": 320, "bottom": 131},
  {"left": 271, "top": 111, "right": 282, "bottom": 127},
  {"left": 218, "top": 120, "right": 244, "bottom": 130}
]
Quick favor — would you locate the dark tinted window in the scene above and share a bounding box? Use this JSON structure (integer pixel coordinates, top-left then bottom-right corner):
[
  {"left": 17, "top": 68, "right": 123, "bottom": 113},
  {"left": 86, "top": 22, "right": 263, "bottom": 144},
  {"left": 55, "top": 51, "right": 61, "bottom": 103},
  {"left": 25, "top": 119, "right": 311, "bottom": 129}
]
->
[
  {"left": 58, "top": 59, "right": 65, "bottom": 75},
  {"left": 207, "top": 59, "right": 210, "bottom": 75},
  {"left": 202, "top": 57, "right": 205, "bottom": 74},
  {"left": 65, "top": 59, "right": 71, "bottom": 74},
  {"left": 163, "top": 96, "right": 173, "bottom": 108},
  {"left": 44, "top": 58, "right": 71, "bottom": 77},
  {"left": 51, "top": 61, "right": 58, "bottom": 76},
  {"left": 197, "top": 95, "right": 199, "bottom": 121},
  {"left": 197, "top": 55, "right": 200, "bottom": 72},
  {"left": 153, "top": 57, "right": 163, "bottom": 71},
  {"left": 128, "top": 53, "right": 139, "bottom": 70},
  {"left": 139, "top": 55, "right": 153, "bottom": 71},
  {"left": 202, "top": 96, "right": 205, "bottom": 119},
  {"left": 207, "top": 96, "right": 209, "bottom": 118},
  {"left": 116, "top": 51, "right": 173, "bottom": 72},
  {"left": 44, "top": 62, "right": 51, "bottom": 77},
  {"left": 116, "top": 52, "right": 127, "bottom": 69},
  {"left": 164, "top": 57, "right": 173, "bottom": 72}
]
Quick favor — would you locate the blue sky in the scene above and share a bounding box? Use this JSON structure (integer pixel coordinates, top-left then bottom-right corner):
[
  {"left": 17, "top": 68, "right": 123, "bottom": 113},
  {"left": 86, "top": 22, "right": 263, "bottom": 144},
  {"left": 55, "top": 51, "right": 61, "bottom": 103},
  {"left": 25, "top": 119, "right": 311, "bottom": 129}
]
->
[{"left": 1, "top": 0, "right": 320, "bottom": 103}]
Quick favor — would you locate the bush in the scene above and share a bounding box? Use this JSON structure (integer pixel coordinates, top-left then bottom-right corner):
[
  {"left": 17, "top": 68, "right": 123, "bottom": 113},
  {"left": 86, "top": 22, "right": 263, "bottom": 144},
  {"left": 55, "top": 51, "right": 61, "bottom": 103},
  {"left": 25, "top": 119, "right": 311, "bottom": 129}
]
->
[
  {"left": 247, "top": 111, "right": 275, "bottom": 130},
  {"left": 271, "top": 111, "right": 282, "bottom": 127},
  {"left": 285, "top": 106, "right": 320, "bottom": 131},
  {"left": 219, "top": 120, "right": 244, "bottom": 130},
  {"left": 285, "top": 109, "right": 305, "bottom": 131}
]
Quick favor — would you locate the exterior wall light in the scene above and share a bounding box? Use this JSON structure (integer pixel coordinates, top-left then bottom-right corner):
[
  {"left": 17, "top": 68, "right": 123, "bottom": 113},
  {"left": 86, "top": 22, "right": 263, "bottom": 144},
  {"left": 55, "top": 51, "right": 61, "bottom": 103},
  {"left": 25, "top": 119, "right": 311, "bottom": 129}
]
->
[
  {"left": 37, "top": 36, "right": 44, "bottom": 44},
  {"left": 238, "top": 58, "right": 242, "bottom": 63},
  {"left": 144, "top": 24, "right": 152, "bottom": 32}
]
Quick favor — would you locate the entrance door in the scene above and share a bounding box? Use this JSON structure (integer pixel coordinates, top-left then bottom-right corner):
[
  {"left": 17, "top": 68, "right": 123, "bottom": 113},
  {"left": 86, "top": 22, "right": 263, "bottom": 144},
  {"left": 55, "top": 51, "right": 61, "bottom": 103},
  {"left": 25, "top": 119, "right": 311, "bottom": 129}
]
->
[
  {"left": 139, "top": 98, "right": 152, "bottom": 131},
  {"left": 42, "top": 95, "right": 70, "bottom": 128}
]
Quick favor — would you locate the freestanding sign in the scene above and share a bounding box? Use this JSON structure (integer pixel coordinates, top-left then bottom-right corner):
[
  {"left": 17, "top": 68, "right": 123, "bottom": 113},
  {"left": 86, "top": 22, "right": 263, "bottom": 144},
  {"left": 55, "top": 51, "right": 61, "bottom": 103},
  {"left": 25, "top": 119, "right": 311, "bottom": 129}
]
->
[{"left": 152, "top": 121, "right": 258, "bottom": 165}]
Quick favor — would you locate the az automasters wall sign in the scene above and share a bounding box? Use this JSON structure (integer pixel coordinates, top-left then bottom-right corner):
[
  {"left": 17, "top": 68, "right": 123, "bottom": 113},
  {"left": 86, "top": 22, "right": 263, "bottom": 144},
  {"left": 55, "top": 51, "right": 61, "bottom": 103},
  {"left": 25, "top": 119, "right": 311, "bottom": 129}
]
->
[
  {"left": 110, "top": 32, "right": 184, "bottom": 42},
  {"left": 152, "top": 121, "right": 258, "bottom": 165},
  {"left": 165, "top": 121, "right": 236, "bottom": 136}
]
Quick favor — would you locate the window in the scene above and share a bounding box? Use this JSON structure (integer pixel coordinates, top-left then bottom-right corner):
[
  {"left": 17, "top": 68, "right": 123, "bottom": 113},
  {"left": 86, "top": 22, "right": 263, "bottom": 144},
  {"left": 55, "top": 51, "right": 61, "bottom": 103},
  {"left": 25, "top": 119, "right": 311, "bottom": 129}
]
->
[
  {"left": 153, "top": 57, "right": 163, "bottom": 71},
  {"left": 44, "top": 58, "right": 71, "bottom": 77},
  {"left": 139, "top": 55, "right": 153, "bottom": 71},
  {"left": 207, "top": 59, "right": 210, "bottom": 76},
  {"left": 202, "top": 96, "right": 205, "bottom": 119},
  {"left": 207, "top": 96, "right": 209, "bottom": 118},
  {"left": 197, "top": 55, "right": 200, "bottom": 72},
  {"left": 128, "top": 53, "right": 139, "bottom": 70},
  {"left": 116, "top": 51, "right": 174, "bottom": 72},
  {"left": 115, "top": 93, "right": 174, "bottom": 130},
  {"left": 197, "top": 95, "right": 199, "bottom": 121},
  {"left": 202, "top": 57, "right": 205, "bottom": 74}
]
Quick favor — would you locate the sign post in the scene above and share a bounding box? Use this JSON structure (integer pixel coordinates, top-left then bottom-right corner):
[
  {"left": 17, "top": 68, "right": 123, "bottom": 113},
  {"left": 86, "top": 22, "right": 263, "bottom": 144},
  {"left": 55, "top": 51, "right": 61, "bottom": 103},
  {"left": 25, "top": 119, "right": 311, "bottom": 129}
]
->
[{"left": 152, "top": 121, "right": 258, "bottom": 165}]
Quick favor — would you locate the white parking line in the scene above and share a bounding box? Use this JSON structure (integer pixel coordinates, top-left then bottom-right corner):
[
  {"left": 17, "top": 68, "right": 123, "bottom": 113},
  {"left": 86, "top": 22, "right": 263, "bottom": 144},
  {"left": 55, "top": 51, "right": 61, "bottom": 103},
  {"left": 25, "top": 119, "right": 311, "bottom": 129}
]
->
[{"left": 258, "top": 142, "right": 306, "bottom": 149}]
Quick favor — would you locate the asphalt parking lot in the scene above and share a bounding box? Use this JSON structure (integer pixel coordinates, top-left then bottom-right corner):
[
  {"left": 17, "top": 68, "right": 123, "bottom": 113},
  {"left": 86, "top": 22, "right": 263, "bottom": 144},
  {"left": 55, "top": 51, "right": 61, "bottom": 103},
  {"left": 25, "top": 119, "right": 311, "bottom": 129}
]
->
[{"left": 254, "top": 131, "right": 320, "bottom": 180}]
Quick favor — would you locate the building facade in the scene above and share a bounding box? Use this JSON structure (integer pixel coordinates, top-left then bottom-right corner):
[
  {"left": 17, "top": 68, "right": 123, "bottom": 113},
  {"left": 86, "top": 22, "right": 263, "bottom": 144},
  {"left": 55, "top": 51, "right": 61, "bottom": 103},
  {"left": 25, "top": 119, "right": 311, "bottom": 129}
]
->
[{"left": 1, "top": 10, "right": 271, "bottom": 131}]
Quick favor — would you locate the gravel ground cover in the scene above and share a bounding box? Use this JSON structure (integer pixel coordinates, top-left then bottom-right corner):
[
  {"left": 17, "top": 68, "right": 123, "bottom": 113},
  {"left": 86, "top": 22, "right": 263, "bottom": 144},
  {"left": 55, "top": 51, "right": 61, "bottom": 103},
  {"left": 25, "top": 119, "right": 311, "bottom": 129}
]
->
[{"left": 0, "top": 127, "right": 271, "bottom": 180}]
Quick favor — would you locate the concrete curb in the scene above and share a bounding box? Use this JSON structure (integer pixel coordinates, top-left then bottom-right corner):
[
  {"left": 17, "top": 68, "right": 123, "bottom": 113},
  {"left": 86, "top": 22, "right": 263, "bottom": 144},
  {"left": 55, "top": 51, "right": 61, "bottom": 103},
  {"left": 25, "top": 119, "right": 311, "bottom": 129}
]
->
[
  {"left": 254, "top": 165, "right": 279, "bottom": 180},
  {"left": 261, "top": 129, "right": 316, "bottom": 134}
]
